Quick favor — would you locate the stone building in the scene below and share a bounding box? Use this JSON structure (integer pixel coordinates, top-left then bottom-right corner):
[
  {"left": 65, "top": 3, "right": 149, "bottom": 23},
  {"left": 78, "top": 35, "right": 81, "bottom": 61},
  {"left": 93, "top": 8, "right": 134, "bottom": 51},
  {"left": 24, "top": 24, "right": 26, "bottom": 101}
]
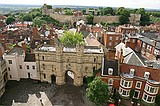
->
[
  {"left": 34, "top": 44, "right": 103, "bottom": 86},
  {"left": 0, "top": 59, "right": 7, "bottom": 97}
]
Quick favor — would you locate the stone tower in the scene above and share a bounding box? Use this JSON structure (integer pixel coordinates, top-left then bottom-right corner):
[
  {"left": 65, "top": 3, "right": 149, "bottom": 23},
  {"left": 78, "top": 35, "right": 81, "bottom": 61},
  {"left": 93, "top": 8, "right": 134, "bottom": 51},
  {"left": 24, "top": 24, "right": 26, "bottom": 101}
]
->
[{"left": 55, "top": 44, "right": 64, "bottom": 85}]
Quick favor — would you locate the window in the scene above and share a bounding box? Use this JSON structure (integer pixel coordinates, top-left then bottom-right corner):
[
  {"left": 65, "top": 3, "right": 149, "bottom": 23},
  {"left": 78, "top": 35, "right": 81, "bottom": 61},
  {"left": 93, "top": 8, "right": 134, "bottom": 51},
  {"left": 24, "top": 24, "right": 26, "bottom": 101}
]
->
[
  {"left": 32, "top": 66, "right": 35, "bottom": 70},
  {"left": 144, "top": 72, "right": 150, "bottom": 79},
  {"left": 144, "top": 84, "right": 159, "bottom": 94},
  {"left": 119, "top": 87, "right": 130, "bottom": 97},
  {"left": 8, "top": 67, "right": 10, "bottom": 71},
  {"left": 147, "top": 45, "right": 152, "bottom": 51},
  {"left": 116, "top": 36, "right": 119, "bottom": 40},
  {"left": 154, "top": 49, "right": 159, "bottom": 55},
  {"left": 142, "top": 93, "right": 156, "bottom": 103},
  {"left": 130, "top": 69, "right": 135, "bottom": 76},
  {"left": 108, "top": 68, "right": 113, "bottom": 75},
  {"left": 8, "top": 60, "right": 12, "bottom": 64},
  {"left": 136, "top": 81, "right": 142, "bottom": 89},
  {"left": 27, "top": 65, "right": 29, "bottom": 69},
  {"left": 120, "top": 78, "right": 133, "bottom": 88},
  {"left": 19, "top": 65, "right": 22, "bottom": 69},
  {"left": 10, "top": 75, "right": 12, "bottom": 78},
  {"left": 42, "top": 56, "right": 44, "bottom": 60},
  {"left": 44, "top": 74, "right": 46, "bottom": 79},
  {"left": 108, "top": 78, "right": 114, "bottom": 85},
  {"left": 42, "top": 64, "right": 45, "bottom": 70},
  {"left": 94, "top": 58, "right": 96, "bottom": 62},
  {"left": 142, "top": 43, "right": 146, "bottom": 48},
  {"left": 109, "top": 36, "right": 112, "bottom": 40},
  {"left": 109, "top": 42, "right": 112, "bottom": 46}
]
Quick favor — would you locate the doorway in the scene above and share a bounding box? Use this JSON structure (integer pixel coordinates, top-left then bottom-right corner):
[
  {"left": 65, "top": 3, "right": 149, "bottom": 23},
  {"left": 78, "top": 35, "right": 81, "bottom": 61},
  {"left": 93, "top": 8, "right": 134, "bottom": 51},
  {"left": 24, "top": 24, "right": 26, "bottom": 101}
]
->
[
  {"left": 28, "top": 73, "right": 31, "bottom": 78},
  {"left": 51, "top": 75, "right": 56, "bottom": 84}
]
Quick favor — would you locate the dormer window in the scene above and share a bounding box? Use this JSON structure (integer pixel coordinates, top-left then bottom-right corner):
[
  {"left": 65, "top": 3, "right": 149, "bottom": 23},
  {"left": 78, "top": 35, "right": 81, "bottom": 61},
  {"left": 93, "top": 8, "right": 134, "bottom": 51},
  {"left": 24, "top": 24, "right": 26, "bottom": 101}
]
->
[
  {"left": 144, "top": 72, "right": 150, "bottom": 79},
  {"left": 108, "top": 68, "right": 113, "bottom": 75},
  {"left": 130, "top": 69, "right": 135, "bottom": 76}
]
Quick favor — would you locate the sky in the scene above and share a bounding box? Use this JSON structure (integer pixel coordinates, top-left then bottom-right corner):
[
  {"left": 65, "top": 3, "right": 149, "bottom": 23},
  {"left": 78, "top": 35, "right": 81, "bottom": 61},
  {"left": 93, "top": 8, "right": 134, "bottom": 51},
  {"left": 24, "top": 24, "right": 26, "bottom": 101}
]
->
[{"left": 0, "top": 0, "right": 160, "bottom": 9}]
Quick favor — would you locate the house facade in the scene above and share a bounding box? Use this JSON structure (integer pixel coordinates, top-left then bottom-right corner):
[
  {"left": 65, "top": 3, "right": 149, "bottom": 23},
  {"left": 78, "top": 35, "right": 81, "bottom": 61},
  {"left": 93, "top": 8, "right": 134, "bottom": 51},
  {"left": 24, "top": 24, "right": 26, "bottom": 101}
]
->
[
  {"left": 3, "top": 46, "right": 26, "bottom": 81},
  {"left": 24, "top": 54, "right": 37, "bottom": 80}
]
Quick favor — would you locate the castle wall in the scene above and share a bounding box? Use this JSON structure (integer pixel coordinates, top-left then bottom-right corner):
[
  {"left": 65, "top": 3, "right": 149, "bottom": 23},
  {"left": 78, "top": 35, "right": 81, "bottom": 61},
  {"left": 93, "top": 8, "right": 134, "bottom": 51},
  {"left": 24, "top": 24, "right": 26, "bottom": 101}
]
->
[{"left": 93, "top": 16, "right": 120, "bottom": 24}]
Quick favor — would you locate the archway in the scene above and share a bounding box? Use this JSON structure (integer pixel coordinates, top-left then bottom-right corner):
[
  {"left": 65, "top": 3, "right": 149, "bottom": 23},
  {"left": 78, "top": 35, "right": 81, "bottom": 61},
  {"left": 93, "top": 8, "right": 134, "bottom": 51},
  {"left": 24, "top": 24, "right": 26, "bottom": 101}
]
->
[
  {"left": 73, "top": 22, "right": 76, "bottom": 28},
  {"left": 51, "top": 74, "right": 56, "bottom": 84},
  {"left": 65, "top": 70, "right": 74, "bottom": 84}
]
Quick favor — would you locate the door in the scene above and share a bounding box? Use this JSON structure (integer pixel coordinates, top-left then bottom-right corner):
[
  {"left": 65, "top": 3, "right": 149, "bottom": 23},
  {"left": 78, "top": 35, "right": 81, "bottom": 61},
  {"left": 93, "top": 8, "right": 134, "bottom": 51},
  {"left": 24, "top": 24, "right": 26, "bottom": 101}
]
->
[
  {"left": 28, "top": 73, "right": 31, "bottom": 78},
  {"left": 134, "top": 90, "right": 139, "bottom": 99}
]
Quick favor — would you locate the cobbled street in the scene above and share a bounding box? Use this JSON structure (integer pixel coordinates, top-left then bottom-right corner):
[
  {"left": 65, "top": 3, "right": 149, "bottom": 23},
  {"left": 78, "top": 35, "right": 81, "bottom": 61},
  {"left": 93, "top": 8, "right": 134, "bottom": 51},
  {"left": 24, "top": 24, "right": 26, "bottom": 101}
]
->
[{"left": 0, "top": 79, "right": 95, "bottom": 106}]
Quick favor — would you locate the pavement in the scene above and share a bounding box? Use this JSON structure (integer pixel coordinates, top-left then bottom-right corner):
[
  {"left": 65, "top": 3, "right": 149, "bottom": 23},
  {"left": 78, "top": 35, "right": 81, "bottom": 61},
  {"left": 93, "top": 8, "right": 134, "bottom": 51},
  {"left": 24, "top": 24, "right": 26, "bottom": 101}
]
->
[{"left": 0, "top": 79, "right": 95, "bottom": 106}]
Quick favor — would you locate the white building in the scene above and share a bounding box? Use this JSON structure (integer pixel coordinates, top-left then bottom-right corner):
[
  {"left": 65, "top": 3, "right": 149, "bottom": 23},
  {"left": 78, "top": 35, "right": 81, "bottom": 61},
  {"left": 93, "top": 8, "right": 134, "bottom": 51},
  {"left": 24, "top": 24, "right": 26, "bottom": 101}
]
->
[
  {"left": 3, "top": 46, "right": 26, "bottom": 81},
  {"left": 24, "top": 54, "right": 37, "bottom": 79}
]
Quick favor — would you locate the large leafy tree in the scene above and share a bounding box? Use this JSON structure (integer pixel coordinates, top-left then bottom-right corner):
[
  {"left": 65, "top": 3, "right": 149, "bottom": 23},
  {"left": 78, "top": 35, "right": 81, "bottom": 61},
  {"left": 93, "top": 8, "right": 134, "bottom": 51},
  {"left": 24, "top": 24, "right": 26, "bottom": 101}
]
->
[
  {"left": 155, "top": 94, "right": 160, "bottom": 106},
  {"left": 86, "top": 77, "right": 110, "bottom": 106},
  {"left": 5, "top": 15, "right": 15, "bottom": 24},
  {"left": 136, "top": 8, "right": 150, "bottom": 26},
  {"left": 86, "top": 14, "right": 94, "bottom": 24},
  {"left": 22, "top": 14, "right": 33, "bottom": 21},
  {"left": 33, "top": 17, "right": 45, "bottom": 27},
  {"left": 60, "top": 31, "right": 84, "bottom": 46},
  {"left": 116, "top": 7, "right": 130, "bottom": 25},
  {"left": 100, "top": 7, "right": 115, "bottom": 16}
]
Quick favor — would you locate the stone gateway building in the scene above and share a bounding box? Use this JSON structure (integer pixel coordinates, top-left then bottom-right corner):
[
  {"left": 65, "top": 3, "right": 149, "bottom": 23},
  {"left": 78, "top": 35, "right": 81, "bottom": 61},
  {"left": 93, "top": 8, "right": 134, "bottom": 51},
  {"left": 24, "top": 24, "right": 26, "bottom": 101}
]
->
[{"left": 34, "top": 44, "right": 103, "bottom": 86}]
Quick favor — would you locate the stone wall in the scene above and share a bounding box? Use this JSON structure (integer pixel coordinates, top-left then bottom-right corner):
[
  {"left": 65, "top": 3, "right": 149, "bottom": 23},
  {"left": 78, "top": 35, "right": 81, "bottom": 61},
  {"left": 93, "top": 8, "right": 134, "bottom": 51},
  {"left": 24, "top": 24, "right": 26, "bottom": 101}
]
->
[
  {"left": 34, "top": 45, "right": 103, "bottom": 86},
  {"left": 42, "top": 5, "right": 120, "bottom": 25},
  {"left": 93, "top": 16, "right": 120, "bottom": 24}
]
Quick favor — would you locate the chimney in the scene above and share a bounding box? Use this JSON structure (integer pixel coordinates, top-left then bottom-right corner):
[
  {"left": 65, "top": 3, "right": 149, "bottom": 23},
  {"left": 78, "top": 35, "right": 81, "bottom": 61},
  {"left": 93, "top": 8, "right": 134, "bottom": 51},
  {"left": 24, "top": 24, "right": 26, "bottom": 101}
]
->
[
  {"left": 153, "top": 40, "right": 157, "bottom": 47},
  {"left": 125, "top": 41, "right": 130, "bottom": 48},
  {"left": 32, "top": 27, "right": 38, "bottom": 34},
  {"left": 22, "top": 42, "right": 27, "bottom": 53},
  {"left": 119, "top": 48, "right": 124, "bottom": 63},
  {"left": 0, "top": 47, "right": 3, "bottom": 58},
  {"left": 50, "top": 38, "right": 54, "bottom": 45}
]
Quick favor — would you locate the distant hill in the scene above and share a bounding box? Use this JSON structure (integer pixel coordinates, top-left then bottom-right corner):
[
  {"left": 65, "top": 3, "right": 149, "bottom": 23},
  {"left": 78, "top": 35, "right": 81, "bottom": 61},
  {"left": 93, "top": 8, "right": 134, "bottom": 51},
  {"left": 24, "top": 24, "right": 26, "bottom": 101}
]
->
[{"left": 0, "top": 4, "right": 159, "bottom": 14}]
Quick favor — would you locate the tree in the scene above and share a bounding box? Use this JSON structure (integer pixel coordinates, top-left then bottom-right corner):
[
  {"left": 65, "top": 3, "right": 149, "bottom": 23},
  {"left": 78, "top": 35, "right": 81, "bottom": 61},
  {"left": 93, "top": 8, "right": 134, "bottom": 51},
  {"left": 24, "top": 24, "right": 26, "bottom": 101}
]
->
[
  {"left": 60, "top": 31, "right": 84, "bottom": 46},
  {"left": 86, "top": 14, "right": 94, "bottom": 24},
  {"left": 100, "top": 7, "right": 115, "bottom": 16},
  {"left": 116, "top": 7, "right": 130, "bottom": 25},
  {"left": 46, "top": 5, "right": 52, "bottom": 9},
  {"left": 22, "top": 14, "right": 33, "bottom": 21},
  {"left": 86, "top": 77, "right": 110, "bottom": 106},
  {"left": 136, "top": 8, "right": 150, "bottom": 26},
  {"left": 65, "top": 10, "right": 73, "bottom": 15},
  {"left": 155, "top": 94, "right": 160, "bottom": 106},
  {"left": 5, "top": 15, "right": 15, "bottom": 24},
  {"left": 33, "top": 17, "right": 45, "bottom": 27}
]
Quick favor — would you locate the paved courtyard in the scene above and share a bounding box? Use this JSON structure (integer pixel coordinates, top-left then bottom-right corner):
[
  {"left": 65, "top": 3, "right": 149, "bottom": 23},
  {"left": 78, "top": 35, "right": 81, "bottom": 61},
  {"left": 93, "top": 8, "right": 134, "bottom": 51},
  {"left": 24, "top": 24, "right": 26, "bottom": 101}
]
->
[{"left": 0, "top": 79, "right": 95, "bottom": 106}]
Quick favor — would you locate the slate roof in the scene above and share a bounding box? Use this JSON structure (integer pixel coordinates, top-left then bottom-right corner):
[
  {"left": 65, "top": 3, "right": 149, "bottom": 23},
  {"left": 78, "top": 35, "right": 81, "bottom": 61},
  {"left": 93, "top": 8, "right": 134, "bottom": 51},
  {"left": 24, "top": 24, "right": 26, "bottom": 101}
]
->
[
  {"left": 123, "top": 52, "right": 145, "bottom": 67},
  {"left": 7, "top": 46, "right": 23, "bottom": 55}
]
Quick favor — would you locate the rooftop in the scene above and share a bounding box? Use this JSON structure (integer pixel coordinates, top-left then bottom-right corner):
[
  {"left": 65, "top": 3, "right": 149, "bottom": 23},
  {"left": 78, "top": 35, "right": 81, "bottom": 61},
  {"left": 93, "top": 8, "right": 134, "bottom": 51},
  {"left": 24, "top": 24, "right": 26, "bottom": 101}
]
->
[
  {"left": 7, "top": 46, "right": 23, "bottom": 55},
  {"left": 37, "top": 45, "right": 103, "bottom": 54}
]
